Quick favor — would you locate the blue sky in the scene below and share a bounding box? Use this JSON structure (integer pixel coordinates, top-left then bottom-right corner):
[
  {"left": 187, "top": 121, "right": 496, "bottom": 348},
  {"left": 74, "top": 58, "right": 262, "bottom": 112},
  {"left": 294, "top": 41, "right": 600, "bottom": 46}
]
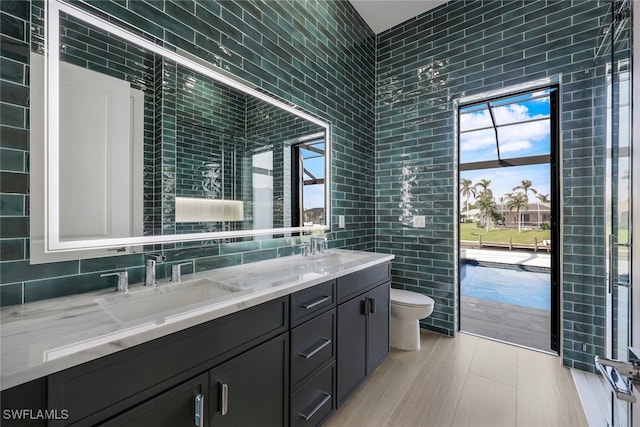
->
[
  {"left": 459, "top": 91, "right": 551, "bottom": 163},
  {"left": 459, "top": 91, "right": 552, "bottom": 207}
]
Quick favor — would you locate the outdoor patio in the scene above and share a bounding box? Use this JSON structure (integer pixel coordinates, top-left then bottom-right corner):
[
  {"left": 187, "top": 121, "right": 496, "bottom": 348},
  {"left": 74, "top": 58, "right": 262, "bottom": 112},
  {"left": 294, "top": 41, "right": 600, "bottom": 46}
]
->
[
  {"left": 460, "top": 248, "right": 553, "bottom": 353},
  {"left": 461, "top": 296, "right": 552, "bottom": 352}
]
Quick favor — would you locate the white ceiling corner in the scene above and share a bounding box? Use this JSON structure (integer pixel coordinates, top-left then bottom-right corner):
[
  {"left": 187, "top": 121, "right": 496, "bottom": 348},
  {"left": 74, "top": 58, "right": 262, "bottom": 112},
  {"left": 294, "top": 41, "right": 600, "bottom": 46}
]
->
[{"left": 348, "top": 0, "right": 449, "bottom": 34}]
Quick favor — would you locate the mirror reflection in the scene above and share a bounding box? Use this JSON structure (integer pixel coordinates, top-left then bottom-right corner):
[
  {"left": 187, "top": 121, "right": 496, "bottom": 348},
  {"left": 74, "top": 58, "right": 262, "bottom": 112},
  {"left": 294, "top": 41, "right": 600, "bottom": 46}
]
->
[{"left": 37, "top": 3, "right": 330, "bottom": 253}]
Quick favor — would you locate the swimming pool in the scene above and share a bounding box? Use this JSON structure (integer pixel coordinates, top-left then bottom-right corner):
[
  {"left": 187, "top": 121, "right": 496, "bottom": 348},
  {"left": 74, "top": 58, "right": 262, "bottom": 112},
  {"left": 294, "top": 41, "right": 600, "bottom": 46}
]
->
[{"left": 461, "top": 262, "right": 550, "bottom": 311}]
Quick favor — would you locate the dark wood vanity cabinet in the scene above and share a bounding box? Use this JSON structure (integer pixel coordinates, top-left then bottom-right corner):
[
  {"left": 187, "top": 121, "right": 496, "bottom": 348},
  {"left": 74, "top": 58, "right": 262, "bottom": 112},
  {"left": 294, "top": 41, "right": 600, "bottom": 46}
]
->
[
  {"left": 289, "top": 280, "right": 337, "bottom": 427},
  {"left": 209, "top": 333, "right": 289, "bottom": 427},
  {"left": 0, "top": 262, "right": 391, "bottom": 427},
  {"left": 47, "top": 297, "right": 289, "bottom": 427},
  {"left": 97, "top": 373, "right": 209, "bottom": 427},
  {"left": 336, "top": 264, "right": 391, "bottom": 406}
]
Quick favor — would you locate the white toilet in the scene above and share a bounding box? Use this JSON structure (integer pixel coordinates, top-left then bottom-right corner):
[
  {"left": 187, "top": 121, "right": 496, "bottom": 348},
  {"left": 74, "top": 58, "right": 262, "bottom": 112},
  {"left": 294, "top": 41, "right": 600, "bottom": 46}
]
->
[{"left": 390, "top": 288, "right": 435, "bottom": 351}]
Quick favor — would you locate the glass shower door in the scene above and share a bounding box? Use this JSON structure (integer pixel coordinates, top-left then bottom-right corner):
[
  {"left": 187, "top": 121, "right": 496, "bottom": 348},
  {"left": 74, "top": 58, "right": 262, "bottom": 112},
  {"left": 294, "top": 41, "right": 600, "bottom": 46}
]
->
[{"left": 606, "top": 1, "right": 632, "bottom": 425}]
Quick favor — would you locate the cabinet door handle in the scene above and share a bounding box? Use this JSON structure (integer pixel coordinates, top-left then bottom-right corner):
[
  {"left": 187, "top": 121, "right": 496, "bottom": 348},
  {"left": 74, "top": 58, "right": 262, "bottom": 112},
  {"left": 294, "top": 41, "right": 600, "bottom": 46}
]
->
[
  {"left": 363, "top": 298, "right": 370, "bottom": 316},
  {"left": 299, "top": 392, "right": 331, "bottom": 421},
  {"left": 219, "top": 382, "right": 229, "bottom": 416},
  {"left": 369, "top": 297, "right": 376, "bottom": 314},
  {"left": 300, "top": 295, "right": 331, "bottom": 309},
  {"left": 194, "top": 394, "right": 205, "bottom": 427},
  {"left": 299, "top": 338, "right": 332, "bottom": 359}
]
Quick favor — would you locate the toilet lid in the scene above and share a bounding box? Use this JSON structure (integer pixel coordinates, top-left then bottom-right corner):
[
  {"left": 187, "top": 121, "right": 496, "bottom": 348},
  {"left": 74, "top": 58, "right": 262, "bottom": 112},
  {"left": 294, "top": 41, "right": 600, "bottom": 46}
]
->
[{"left": 390, "top": 288, "right": 434, "bottom": 307}]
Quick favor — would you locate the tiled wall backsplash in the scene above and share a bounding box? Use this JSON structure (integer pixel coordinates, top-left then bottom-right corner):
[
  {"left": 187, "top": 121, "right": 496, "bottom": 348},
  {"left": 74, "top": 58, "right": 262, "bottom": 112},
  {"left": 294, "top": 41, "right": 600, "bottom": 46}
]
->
[
  {"left": 375, "top": 0, "right": 610, "bottom": 372},
  {"left": 0, "top": 0, "right": 375, "bottom": 305}
]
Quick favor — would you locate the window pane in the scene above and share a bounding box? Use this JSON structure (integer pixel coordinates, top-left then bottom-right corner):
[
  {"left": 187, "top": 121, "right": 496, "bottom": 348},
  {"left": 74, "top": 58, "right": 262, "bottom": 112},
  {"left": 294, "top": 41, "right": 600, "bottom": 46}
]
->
[
  {"left": 459, "top": 128, "right": 498, "bottom": 163},
  {"left": 303, "top": 184, "right": 324, "bottom": 225},
  {"left": 491, "top": 98, "right": 550, "bottom": 126},
  {"left": 303, "top": 156, "right": 324, "bottom": 180},
  {"left": 459, "top": 105, "right": 492, "bottom": 132},
  {"left": 496, "top": 119, "right": 550, "bottom": 157}
]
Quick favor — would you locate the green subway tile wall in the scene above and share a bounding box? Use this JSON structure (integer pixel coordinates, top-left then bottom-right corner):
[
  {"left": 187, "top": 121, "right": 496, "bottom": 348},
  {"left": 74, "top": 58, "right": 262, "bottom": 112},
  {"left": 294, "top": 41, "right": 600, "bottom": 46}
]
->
[
  {"left": 375, "top": 0, "right": 610, "bottom": 372},
  {"left": 0, "top": 1, "right": 375, "bottom": 305},
  {"left": 0, "top": 0, "right": 620, "bottom": 375}
]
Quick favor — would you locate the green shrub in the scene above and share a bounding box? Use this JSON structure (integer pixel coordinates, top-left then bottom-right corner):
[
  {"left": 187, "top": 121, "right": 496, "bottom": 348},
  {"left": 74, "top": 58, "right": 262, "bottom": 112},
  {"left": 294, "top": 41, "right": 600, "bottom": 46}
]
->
[{"left": 540, "top": 222, "right": 550, "bottom": 230}]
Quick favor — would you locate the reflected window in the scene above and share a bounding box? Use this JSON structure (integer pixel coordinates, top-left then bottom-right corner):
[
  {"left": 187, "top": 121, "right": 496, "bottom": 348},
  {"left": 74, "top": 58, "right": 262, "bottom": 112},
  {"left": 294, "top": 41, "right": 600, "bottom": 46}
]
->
[{"left": 292, "top": 139, "right": 325, "bottom": 226}]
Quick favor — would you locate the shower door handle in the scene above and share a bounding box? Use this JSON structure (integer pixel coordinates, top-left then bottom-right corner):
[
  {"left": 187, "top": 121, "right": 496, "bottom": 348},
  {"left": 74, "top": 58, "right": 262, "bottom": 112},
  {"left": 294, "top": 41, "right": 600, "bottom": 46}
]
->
[
  {"left": 608, "top": 234, "right": 632, "bottom": 294},
  {"left": 595, "top": 355, "right": 638, "bottom": 403}
]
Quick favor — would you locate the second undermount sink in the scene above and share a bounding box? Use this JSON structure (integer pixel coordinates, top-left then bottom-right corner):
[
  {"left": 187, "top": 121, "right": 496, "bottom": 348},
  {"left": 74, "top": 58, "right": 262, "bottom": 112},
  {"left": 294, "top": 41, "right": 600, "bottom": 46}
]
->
[{"left": 96, "top": 278, "right": 236, "bottom": 323}]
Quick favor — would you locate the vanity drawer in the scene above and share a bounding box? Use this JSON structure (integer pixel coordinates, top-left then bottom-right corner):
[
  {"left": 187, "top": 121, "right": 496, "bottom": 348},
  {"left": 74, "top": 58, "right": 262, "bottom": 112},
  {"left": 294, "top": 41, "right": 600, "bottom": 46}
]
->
[
  {"left": 290, "top": 362, "right": 335, "bottom": 427},
  {"left": 337, "top": 262, "right": 391, "bottom": 303},
  {"left": 291, "top": 279, "right": 335, "bottom": 326},
  {"left": 291, "top": 308, "right": 336, "bottom": 390}
]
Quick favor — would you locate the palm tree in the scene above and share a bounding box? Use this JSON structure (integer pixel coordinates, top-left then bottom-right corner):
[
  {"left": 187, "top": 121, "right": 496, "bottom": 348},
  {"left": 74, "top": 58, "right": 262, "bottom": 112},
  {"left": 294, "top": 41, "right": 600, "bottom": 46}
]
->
[
  {"left": 536, "top": 193, "right": 550, "bottom": 203},
  {"left": 475, "top": 179, "right": 493, "bottom": 198},
  {"left": 459, "top": 178, "right": 475, "bottom": 217},
  {"left": 507, "top": 192, "right": 528, "bottom": 232},
  {"left": 535, "top": 193, "right": 550, "bottom": 227},
  {"left": 513, "top": 179, "right": 537, "bottom": 201},
  {"left": 512, "top": 180, "right": 536, "bottom": 228},
  {"left": 473, "top": 179, "right": 493, "bottom": 229},
  {"left": 476, "top": 192, "right": 496, "bottom": 231}
]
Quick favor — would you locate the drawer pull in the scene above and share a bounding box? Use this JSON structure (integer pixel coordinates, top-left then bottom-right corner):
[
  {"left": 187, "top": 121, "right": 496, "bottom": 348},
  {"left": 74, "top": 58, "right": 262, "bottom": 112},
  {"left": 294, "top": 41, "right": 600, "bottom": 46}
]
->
[
  {"left": 194, "top": 394, "right": 205, "bottom": 427},
  {"left": 300, "top": 295, "right": 331, "bottom": 310},
  {"left": 300, "top": 338, "right": 332, "bottom": 359},
  {"left": 299, "top": 392, "right": 331, "bottom": 421},
  {"left": 220, "top": 382, "right": 229, "bottom": 416}
]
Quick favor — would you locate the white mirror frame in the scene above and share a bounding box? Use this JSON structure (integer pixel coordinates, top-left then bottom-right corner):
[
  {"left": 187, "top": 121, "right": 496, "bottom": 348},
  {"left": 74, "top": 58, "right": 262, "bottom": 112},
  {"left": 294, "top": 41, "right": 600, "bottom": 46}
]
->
[{"left": 44, "top": 0, "right": 331, "bottom": 252}]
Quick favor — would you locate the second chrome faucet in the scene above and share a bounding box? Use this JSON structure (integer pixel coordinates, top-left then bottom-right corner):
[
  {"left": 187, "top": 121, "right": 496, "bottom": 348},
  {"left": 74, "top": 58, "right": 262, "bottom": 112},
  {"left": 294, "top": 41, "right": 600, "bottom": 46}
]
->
[{"left": 145, "top": 254, "right": 166, "bottom": 286}]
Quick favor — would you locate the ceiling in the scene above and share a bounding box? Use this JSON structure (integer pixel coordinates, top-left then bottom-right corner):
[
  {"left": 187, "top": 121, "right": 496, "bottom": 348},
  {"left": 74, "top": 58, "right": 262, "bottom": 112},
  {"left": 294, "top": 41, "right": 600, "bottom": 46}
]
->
[{"left": 348, "top": 0, "right": 449, "bottom": 34}]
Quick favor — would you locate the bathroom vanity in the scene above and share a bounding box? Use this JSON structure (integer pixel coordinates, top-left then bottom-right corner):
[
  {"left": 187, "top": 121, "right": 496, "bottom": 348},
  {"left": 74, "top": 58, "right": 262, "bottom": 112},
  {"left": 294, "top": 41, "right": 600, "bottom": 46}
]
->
[{"left": 0, "top": 250, "right": 392, "bottom": 427}]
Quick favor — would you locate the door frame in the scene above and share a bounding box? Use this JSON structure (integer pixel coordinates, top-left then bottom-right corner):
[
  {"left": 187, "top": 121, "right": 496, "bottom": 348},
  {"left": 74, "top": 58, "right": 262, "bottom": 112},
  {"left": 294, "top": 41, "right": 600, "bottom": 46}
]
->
[{"left": 454, "top": 79, "right": 562, "bottom": 354}]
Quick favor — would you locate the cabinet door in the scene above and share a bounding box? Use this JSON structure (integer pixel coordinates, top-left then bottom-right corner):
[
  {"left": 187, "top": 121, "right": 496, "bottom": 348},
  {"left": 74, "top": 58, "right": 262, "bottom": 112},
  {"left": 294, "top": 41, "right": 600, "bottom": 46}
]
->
[
  {"left": 367, "top": 282, "right": 390, "bottom": 374},
  {"left": 98, "top": 373, "right": 208, "bottom": 427},
  {"left": 209, "top": 333, "right": 289, "bottom": 427},
  {"left": 336, "top": 296, "right": 367, "bottom": 405}
]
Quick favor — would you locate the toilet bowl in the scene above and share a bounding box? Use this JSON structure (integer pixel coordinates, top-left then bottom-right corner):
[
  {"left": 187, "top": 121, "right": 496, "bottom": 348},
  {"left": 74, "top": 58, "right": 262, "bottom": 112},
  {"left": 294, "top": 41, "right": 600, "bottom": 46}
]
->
[{"left": 390, "top": 289, "right": 434, "bottom": 351}]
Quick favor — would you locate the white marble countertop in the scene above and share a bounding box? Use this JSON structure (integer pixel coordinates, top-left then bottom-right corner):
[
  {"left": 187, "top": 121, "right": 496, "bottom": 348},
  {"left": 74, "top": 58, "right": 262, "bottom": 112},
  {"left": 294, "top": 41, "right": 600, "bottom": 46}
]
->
[{"left": 0, "top": 249, "right": 393, "bottom": 391}]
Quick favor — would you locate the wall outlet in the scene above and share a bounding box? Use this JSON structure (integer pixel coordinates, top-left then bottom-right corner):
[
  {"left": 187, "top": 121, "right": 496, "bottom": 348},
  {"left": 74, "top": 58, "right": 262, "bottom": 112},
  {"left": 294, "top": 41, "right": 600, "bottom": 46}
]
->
[
  {"left": 338, "top": 215, "right": 345, "bottom": 228},
  {"left": 413, "top": 215, "right": 426, "bottom": 228}
]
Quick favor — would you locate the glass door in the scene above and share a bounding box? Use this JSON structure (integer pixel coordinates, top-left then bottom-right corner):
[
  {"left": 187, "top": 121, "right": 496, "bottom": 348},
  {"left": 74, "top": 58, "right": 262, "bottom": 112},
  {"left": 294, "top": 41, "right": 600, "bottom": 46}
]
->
[{"left": 605, "top": 1, "right": 632, "bottom": 425}]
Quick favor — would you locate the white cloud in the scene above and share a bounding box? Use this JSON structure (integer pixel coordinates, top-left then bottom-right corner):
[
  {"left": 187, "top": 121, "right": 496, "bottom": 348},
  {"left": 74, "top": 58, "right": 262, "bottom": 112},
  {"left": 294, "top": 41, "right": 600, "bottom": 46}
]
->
[
  {"left": 460, "top": 103, "right": 549, "bottom": 154},
  {"left": 500, "top": 140, "right": 532, "bottom": 153}
]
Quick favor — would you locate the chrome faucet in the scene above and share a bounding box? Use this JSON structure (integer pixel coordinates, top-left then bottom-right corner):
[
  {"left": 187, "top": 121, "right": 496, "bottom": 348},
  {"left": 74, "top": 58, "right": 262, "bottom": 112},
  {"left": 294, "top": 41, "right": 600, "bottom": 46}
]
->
[
  {"left": 145, "top": 254, "right": 166, "bottom": 286},
  {"left": 310, "top": 235, "right": 328, "bottom": 255},
  {"left": 100, "top": 271, "right": 129, "bottom": 292},
  {"left": 171, "top": 262, "right": 192, "bottom": 283}
]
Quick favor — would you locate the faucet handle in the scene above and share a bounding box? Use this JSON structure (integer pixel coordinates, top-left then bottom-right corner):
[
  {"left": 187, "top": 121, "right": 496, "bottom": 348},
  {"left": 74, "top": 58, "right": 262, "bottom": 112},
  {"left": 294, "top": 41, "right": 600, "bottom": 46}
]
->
[
  {"left": 101, "top": 271, "right": 129, "bottom": 292},
  {"left": 147, "top": 253, "right": 166, "bottom": 263},
  {"left": 171, "top": 262, "right": 193, "bottom": 283}
]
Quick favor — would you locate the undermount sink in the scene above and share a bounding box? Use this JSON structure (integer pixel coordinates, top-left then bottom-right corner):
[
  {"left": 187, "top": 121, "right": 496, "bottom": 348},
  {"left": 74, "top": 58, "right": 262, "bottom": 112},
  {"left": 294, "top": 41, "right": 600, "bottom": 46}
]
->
[{"left": 96, "top": 278, "right": 236, "bottom": 323}]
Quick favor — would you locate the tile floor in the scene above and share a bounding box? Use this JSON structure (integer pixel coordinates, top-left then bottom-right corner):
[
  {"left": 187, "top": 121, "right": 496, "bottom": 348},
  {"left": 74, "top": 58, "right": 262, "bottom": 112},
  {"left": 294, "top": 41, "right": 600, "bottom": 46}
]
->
[{"left": 325, "top": 332, "right": 587, "bottom": 427}]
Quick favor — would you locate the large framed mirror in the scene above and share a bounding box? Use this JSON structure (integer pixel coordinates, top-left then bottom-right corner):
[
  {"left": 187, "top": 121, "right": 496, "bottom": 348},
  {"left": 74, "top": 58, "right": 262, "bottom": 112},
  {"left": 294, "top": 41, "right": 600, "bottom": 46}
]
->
[{"left": 34, "top": 0, "right": 331, "bottom": 254}]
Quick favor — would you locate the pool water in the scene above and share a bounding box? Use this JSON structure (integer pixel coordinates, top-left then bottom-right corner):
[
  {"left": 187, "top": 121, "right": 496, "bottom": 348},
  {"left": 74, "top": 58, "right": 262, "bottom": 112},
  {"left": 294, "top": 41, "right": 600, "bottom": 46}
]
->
[{"left": 461, "top": 263, "right": 550, "bottom": 311}]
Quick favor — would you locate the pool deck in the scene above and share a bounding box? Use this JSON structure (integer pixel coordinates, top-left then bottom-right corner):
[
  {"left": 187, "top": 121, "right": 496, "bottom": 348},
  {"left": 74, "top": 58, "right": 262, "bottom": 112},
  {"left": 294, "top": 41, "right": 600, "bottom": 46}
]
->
[
  {"left": 460, "top": 248, "right": 552, "bottom": 352},
  {"left": 461, "top": 248, "right": 550, "bottom": 268},
  {"left": 461, "top": 296, "right": 552, "bottom": 352}
]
